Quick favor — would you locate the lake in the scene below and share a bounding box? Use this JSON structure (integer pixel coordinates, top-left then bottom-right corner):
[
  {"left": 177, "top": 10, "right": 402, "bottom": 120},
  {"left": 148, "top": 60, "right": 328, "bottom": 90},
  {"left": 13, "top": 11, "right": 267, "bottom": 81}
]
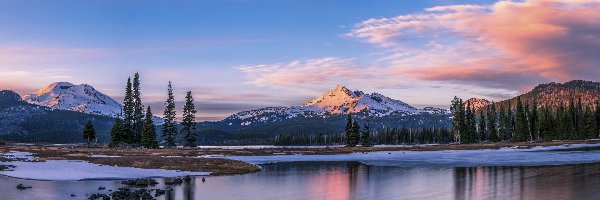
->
[{"left": 1, "top": 161, "right": 599, "bottom": 200}]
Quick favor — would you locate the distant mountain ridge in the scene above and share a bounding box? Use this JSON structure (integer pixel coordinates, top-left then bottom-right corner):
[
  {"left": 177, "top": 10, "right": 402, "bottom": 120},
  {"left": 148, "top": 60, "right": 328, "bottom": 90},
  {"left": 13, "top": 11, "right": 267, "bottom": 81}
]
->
[
  {"left": 0, "top": 90, "right": 114, "bottom": 142},
  {"left": 221, "top": 85, "right": 448, "bottom": 126},
  {"left": 24, "top": 82, "right": 123, "bottom": 117},
  {"left": 467, "top": 80, "right": 600, "bottom": 110},
  {"left": 496, "top": 80, "right": 600, "bottom": 109}
]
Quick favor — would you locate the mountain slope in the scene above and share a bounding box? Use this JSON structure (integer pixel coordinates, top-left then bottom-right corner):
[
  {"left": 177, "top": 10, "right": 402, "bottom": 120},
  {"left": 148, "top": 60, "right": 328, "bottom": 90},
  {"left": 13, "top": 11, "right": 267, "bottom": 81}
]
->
[
  {"left": 0, "top": 90, "right": 114, "bottom": 142},
  {"left": 497, "top": 80, "right": 600, "bottom": 109},
  {"left": 198, "top": 86, "right": 452, "bottom": 142},
  {"left": 222, "top": 85, "right": 446, "bottom": 126},
  {"left": 24, "top": 82, "right": 123, "bottom": 117}
]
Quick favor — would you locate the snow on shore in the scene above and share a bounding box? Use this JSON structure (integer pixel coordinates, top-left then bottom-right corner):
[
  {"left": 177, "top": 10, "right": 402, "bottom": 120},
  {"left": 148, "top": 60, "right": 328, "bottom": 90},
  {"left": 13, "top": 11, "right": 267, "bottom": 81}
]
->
[
  {"left": 230, "top": 143, "right": 600, "bottom": 167},
  {"left": 0, "top": 152, "right": 209, "bottom": 181}
]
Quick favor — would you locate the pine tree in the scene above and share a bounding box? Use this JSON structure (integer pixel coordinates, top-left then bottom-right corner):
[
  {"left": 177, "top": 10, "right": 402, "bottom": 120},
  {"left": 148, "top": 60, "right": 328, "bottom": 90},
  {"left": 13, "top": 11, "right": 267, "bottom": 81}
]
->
[
  {"left": 596, "top": 100, "right": 600, "bottom": 138},
  {"left": 360, "top": 123, "right": 372, "bottom": 147},
  {"left": 345, "top": 114, "right": 353, "bottom": 146},
  {"left": 524, "top": 103, "right": 533, "bottom": 141},
  {"left": 477, "top": 109, "right": 486, "bottom": 143},
  {"left": 498, "top": 103, "right": 507, "bottom": 141},
  {"left": 123, "top": 77, "right": 134, "bottom": 144},
  {"left": 451, "top": 97, "right": 466, "bottom": 143},
  {"left": 348, "top": 120, "right": 360, "bottom": 147},
  {"left": 514, "top": 97, "right": 528, "bottom": 142},
  {"left": 83, "top": 120, "right": 96, "bottom": 144},
  {"left": 487, "top": 102, "right": 499, "bottom": 142},
  {"left": 557, "top": 102, "right": 567, "bottom": 140},
  {"left": 576, "top": 97, "right": 584, "bottom": 139},
  {"left": 506, "top": 102, "right": 515, "bottom": 141},
  {"left": 109, "top": 118, "right": 125, "bottom": 147},
  {"left": 141, "top": 106, "right": 159, "bottom": 148},
  {"left": 530, "top": 100, "right": 539, "bottom": 141},
  {"left": 465, "top": 102, "right": 476, "bottom": 143},
  {"left": 182, "top": 91, "right": 197, "bottom": 147},
  {"left": 567, "top": 98, "right": 576, "bottom": 140},
  {"left": 132, "top": 73, "right": 144, "bottom": 145},
  {"left": 582, "top": 105, "right": 597, "bottom": 139},
  {"left": 162, "top": 81, "right": 178, "bottom": 148}
]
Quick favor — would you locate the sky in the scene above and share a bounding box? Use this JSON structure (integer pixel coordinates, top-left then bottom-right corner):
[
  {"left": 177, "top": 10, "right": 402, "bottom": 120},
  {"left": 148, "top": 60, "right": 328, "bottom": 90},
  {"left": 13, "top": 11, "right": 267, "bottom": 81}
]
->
[{"left": 1, "top": 0, "right": 600, "bottom": 121}]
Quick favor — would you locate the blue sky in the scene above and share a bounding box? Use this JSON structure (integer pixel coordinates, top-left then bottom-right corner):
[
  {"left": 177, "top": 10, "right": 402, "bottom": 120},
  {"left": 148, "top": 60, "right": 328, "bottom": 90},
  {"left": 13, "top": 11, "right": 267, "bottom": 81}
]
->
[{"left": 1, "top": 0, "right": 598, "bottom": 120}]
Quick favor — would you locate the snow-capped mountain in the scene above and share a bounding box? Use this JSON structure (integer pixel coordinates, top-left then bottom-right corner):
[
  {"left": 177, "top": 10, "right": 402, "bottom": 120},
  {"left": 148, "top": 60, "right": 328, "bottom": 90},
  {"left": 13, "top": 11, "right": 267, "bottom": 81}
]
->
[
  {"left": 223, "top": 85, "right": 448, "bottom": 126},
  {"left": 464, "top": 98, "right": 490, "bottom": 110},
  {"left": 24, "top": 82, "right": 123, "bottom": 117}
]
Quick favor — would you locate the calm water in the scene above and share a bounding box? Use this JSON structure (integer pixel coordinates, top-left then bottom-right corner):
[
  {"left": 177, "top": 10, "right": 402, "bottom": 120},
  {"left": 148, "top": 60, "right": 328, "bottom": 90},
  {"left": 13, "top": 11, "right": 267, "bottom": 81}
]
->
[{"left": 1, "top": 162, "right": 600, "bottom": 200}]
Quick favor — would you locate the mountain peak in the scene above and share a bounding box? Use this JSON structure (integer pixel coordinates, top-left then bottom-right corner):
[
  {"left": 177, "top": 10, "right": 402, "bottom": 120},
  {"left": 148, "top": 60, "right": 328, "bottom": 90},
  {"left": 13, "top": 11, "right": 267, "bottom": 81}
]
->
[
  {"left": 25, "top": 82, "right": 122, "bottom": 117},
  {"left": 303, "top": 85, "right": 359, "bottom": 108}
]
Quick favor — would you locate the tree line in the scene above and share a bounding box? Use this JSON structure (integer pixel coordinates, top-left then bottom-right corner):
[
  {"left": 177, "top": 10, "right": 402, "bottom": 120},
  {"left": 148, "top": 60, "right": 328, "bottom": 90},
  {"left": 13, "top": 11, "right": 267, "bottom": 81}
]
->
[
  {"left": 103, "top": 73, "right": 199, "bottom": 148},
  {"left": 451, "top": 96, "right": 600, "bottom": 144},
  {"left": 273, "top": 114, "right": 453, "bottom": 146}
]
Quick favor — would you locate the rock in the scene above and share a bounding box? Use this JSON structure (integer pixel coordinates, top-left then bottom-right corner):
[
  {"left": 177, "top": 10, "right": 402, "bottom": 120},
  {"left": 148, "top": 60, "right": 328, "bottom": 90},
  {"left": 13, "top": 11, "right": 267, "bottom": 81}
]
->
[
  {"left": 110, "top": 187, "right": 155, "bottom": 200},
  {"left": 16, "top": 184, "right": 32, "bottom": 190},
  {"left": 88, "top": 193, "right": 110, "bottom": 200},
  {"left": 70, "top": 193, "right": 76, "bottom": 197},
  {"left": 183, "top": 175, "right": 192, "bottom": 182},
  {"left": 165, "top": 177, "right": 183, "bottom": 185},
  {"left": 0, "top": 165, "right": 15, "bottom": 171},
  {"left": 154, "top": 189, "right": 166, "bottom": 197},
  {"left": 98, "top": 186, "right": 105, "bottom": 190},
  {"left": 121, "top": 178, "right": 158, "bottom": 187}
]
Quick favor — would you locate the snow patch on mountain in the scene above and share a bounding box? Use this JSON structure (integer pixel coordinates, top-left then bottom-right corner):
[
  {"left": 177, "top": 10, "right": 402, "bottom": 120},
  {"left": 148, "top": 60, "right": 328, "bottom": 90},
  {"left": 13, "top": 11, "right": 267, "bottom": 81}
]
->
[{"left": 24, "top": 82, "right": 123, "bottom": 117}]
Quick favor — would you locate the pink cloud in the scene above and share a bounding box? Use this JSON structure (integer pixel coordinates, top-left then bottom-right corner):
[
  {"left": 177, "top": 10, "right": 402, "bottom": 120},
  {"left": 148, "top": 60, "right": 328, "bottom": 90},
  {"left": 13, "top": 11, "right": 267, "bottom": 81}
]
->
[{"left": 348, "top": 0, "right": 600, "bottom": 91}]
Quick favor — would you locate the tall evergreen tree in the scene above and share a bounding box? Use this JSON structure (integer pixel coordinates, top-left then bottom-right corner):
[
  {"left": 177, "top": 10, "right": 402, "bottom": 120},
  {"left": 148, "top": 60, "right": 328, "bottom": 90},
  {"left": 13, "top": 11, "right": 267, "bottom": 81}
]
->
[
  {"left": 451, "top": 97, "right": 466, "bottom": 143},
  {"left": 582, "top": 105, "right": 597, "bottom": 139},
  {"left": 182, "top": 91, "right": 197, "bottom": 147},
  {"left": 141, "top": 106, "right": 159, "bottom": 148},
  {"left": 345, "top": 114, "right": 353, "bottom": 146},
  {"left": 596, "top": 100, "right": 600, "bottom": 138},
  {"left": 566, "top": 98, "right": 576, "bottom": 140},
  {"left": 162, "top": 81, "right": 178, "bottom": 148},
  {"left": 530, "top": 100, "right": 539, "bottom": 141},
  {"left": 477, "top": 109, "right": 486, "bottom": 142},
  {"left": 514, "top": 97, "right": 528, "bottom": 142},
  {"left": 576, "top": 97, "right": 584, "bottom": 139},
  {"left": 360, "top": 124, "right": 372, "bottom": 147},
  {"left": 498, "top": 103, "right": 508, "bottom": 141},
  {"left": 83, "top": 120, "right": 96, "bottom": 143},
  {"left": 109, "top": 118, "right": 125, "bottom": 147},
  {"left": 487, "top": 102, "right": 499, "bottom": 142},
  {"left": 465, "top": 102, "right": 477, "bottom": 143},
  {"left": 506, "top": 102, "right": 515, "bottom": 141},
  {"left": 123, "top": 77, "right": 134, "bottom": 144},
  {"left": 348, "top": 120, "right": 360, "bottom": 147},
  {"left": 132, "top": 73, "right": 144, "bottom": 145},
  {"left": 557, "top": 102, "right": 567, "bottom": 140}
]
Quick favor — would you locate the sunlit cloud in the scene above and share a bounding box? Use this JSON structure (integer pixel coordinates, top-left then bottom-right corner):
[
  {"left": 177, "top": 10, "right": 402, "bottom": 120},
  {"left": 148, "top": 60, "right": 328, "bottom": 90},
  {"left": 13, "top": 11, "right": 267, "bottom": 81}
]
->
[{"left": 347, "top": 0, "right": 600, "bottom": 91}]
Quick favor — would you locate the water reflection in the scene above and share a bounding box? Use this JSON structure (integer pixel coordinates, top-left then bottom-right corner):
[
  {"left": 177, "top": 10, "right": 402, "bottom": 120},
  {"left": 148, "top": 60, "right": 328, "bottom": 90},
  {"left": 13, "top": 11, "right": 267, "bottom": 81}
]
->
[
  {"left": 453, "top": 165, "right": 600, "bottom": 200},
  {"left": 1, "top": 162, "right": 599, "bottom": 200}
]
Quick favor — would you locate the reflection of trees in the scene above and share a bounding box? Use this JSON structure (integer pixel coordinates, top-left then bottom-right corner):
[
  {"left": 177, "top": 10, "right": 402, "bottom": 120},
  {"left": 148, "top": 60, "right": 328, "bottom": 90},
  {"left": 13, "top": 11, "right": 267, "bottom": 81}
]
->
[{"left": 347, "top": 161, "right": 361, "bottom": 198}]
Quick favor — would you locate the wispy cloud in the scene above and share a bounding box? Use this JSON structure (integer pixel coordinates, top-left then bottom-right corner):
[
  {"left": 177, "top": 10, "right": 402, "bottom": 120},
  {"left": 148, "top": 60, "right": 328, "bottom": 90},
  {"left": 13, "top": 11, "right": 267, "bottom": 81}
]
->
[{"left": 236, "top": 57, "right": 375, "bottom": 90}]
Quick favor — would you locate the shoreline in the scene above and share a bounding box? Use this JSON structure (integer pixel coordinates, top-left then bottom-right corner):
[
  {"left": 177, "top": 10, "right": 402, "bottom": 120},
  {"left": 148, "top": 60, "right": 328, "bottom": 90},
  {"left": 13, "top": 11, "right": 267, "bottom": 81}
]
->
[{"left": 1, "top": 140, "right": 599, "bottom": 179}]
